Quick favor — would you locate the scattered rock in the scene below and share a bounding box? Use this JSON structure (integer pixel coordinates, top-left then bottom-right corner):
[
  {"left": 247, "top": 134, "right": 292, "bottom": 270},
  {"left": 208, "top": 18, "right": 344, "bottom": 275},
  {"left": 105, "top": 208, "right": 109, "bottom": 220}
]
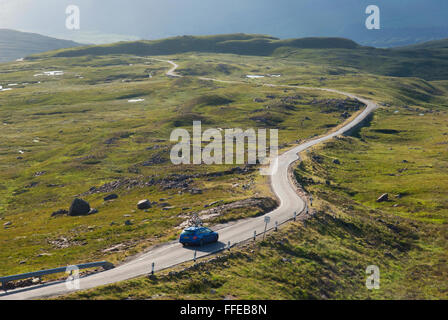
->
[
  {"left": 4, "top": 221, "right": 12, "bottom": 227},
  {"left": 341, "top": 111, "right": 351, "bottom": 119},
  {"left": 68, "top": 198, "right": 91, "bottom": 216},
  {"left": 34, "top": 171, "right": 46, "bottom": 177},
  {"left": 102, "top": 244, "right": 126, "bottom": 254},
  {"left": 104, "top": 194, "right": 118, "bottom": 201},
  {"left": 376, "top": 193, "right": 389, "bottom": 203},
  {"left": 137, "top": 199, "right": 151, "bottom": 210},
  {"left": 37, "top": 253, "right": 52, "bottom": 257},
  {"left": 190, "top": 188, "right": 203, "bottom": 195},
  {"left": 124, "top": 220, "right": 133, "bottom": 226},
  {"left": 311, "top": 154, "right": 324, "bottom": 163},
  {"left": 48, "top": 236, "right": 87, "bottom": 249},
  {"left": 333, "top": 159, "right": 341, "bottom": 165},
  {"left": 51, "top": 209, "right": 68, "bottom": 217},
  {"left": 88, "top": 208, "right": 98, "bottom": 215}
]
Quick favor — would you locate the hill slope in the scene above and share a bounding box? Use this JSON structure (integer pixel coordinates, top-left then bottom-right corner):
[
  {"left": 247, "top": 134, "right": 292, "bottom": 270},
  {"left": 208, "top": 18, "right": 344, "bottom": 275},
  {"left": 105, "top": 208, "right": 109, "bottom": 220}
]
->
[
  {"left": 393, "top": 38, "right": 448, "bottom": 50},
  {"left": 45, "top": 34, "right": 359, "bottom": 58},
  {"left": 36, "top": 33, "right": 448, "bottom": 81},
  {"left": 0, "top": 29, "right": 81, "bottom": 63}
]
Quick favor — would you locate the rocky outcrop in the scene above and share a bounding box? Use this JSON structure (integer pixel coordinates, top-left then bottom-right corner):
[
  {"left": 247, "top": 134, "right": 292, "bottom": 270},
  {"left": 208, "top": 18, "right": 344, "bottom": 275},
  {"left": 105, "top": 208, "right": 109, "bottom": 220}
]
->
[{"left": 178, "top": 197, "right": 278, "bottom": 229}]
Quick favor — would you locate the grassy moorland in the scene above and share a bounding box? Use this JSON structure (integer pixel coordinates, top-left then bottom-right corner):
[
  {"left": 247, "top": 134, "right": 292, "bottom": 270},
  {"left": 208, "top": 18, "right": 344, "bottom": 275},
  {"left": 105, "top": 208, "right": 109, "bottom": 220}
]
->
[
  {"left": 0, "top": 53, "right": 360, "bottom": 278},
  {"left": 1, "top": 35, "right": 447, "bottom": 299}
]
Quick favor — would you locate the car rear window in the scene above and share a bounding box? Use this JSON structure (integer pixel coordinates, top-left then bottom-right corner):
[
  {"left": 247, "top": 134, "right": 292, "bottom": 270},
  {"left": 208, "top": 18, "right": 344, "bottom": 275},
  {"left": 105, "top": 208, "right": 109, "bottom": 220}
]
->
[{"left": 182, "top": 230, "right": 196, "bottom": 235}]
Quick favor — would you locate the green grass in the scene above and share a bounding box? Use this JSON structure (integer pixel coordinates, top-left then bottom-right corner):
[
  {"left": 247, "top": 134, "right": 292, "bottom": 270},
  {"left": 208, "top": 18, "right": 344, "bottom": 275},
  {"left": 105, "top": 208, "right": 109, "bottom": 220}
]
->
[
  {"left": 1, "top": 41, "right": 447, "bottom": 299},
  {"left": 0, "top": 53, "right": 358, "bottom": 277}
]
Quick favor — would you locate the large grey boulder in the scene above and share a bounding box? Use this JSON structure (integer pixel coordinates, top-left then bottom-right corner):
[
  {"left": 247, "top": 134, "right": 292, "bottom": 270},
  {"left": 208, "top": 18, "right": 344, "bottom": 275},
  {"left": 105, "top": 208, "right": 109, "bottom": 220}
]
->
[{"left": 69, "top": 198, "right": 91, "bottom": 216}]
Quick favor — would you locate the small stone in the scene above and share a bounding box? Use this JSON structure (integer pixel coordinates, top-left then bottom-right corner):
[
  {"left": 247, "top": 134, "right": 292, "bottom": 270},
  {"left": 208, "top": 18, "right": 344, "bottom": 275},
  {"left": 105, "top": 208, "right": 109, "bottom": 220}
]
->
[
  {"left": 104, "top": 194, "right": 118, "bottom": 201},
  {"left": 124, "top": 220, "right": 133, "bottom": 226},
  {"left": 88, "top": 208, "right": 98, "bottom": 215},
  {"left": 37, "top": 253, "right": 52, "bottom": 257},
  {"left": 4, "top": 221, "right": 12, "bottom": 227},
  {"left": 137, "top": 199, "right": 151, "bottom": 210},
  {"left": 333, "top": 159, "right": 341, "bottom": 165},
  {"left": 376, "top": 193, "right": 389, "bottom": 203},
  {"left": 51, "top": 209, "right": 68, "bottom": 217}
]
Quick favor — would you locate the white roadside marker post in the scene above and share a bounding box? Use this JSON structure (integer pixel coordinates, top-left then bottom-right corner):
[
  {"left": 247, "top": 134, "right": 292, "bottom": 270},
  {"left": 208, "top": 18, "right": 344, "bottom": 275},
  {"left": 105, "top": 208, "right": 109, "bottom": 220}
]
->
[
  {"left": 275, "top": 221, "right": 278, "bottom": 232},
  {"left": 263, "top": 216, "right": 271, "bottom": 240},
  {"left": 194, "top": 250, "right": 197, "bottom": 263},
  {"left": 254, "top": 230, "right": 257, "bottom": 241},
  {"left": 151, "top": 262, "right": 155, "bottom": 275},
  {"left": 228, "top": 241, "right": 231, "bottom": 251}
]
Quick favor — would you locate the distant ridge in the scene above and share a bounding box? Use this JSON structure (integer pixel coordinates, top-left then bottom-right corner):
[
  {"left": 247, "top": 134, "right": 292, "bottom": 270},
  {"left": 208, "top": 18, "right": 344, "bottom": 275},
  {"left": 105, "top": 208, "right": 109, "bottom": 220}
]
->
[
  {"left": 393, "top": 38, "right": 448, "bottom": 50},
  {"left": 0, "top": 29, "right": 81, "bottom": 63},
  {"left": 43, "top": 34, "right": 360, "bottom": 58}
]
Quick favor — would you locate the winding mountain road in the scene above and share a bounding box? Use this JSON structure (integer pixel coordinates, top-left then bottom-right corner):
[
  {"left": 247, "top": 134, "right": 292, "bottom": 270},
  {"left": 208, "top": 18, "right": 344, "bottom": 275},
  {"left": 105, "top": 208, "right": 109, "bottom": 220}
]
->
[{"left": 0, "top": 58, "right": 378, "bottom": 300}]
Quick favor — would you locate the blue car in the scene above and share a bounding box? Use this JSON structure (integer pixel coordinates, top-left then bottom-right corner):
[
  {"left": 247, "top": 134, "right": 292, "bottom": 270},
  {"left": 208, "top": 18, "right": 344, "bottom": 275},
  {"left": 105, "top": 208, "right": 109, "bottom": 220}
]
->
[{"left": 179, "top": 226, "right": 219, "bottom": 246}]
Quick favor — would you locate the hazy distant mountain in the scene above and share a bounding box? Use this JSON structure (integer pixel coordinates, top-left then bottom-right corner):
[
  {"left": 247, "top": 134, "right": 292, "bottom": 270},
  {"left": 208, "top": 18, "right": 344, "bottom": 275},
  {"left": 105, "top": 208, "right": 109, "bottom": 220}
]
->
[
  {"left": 0, "top": 29, "right": 81, "bottom": 63},
  {"left": 1, "top": 0, "right": 447, "bottom": 49}
]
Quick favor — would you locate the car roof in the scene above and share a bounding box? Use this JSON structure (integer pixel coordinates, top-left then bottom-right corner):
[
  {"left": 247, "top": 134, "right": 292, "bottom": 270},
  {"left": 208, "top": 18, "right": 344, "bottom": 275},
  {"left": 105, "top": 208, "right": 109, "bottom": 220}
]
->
[
  {"left": 184, "top": 226, "right": 210, "bottom": 232},
  {"left": 184, "top": 226, "right": 202, "bottom": 231}
]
